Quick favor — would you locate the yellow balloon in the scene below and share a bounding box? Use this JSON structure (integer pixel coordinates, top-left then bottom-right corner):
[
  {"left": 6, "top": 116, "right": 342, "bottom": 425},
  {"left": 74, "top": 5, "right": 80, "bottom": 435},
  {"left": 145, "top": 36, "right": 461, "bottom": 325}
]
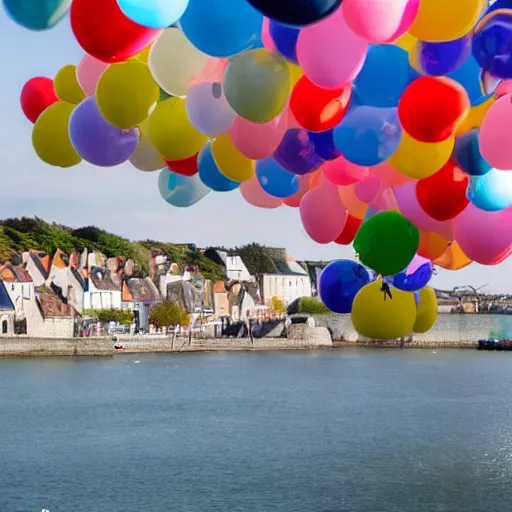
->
[
  {"left": 413, "top": 287, "right": 438, "bottom": 334},
  {"left": 129, "top": 119, "right": 164, "bottom": 172},
  {"left": 148, "top": 97, "right": 208, "bottom": 161},
  {"left": 287, "top": 63, "right": 303, "bottom": 93},
  {"left": 394, "top": 32, "right": 416, "bottom": 52},
  {"left": 455, "top": 96, "right": 495, "bottom": 135},
  {"left": 351, "top": 281, "right": 416, "bottom": 340},
  {"left": 96, "top": 61, "right": 159, "bottom": 129},
  {"left": 409, "top": 0, "right": 486, "bottom": 42},
  {"left": 389, "top": 132, "right": 455, "bottom": 179},
  {"left": 132, "top": 45, "right": 151, "bottom": 64},
  {"left": 32, "top": 102, "right": 81, "bottom": 168},
  {"left": 54, "top": 65, "right": 86, "bottom": 105},
  {"left": 212, "top": 133, "right": 255, "bottom": 183}
]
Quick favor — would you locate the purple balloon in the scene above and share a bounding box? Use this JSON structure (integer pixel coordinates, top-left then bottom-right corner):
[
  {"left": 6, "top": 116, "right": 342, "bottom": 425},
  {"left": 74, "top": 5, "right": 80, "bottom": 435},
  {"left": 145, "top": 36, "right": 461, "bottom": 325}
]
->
[
  {"left": 273, "top": 129, "right": 324, "bottom": 175},
  {"left": 416, "top": 36, "right": 471, "bottom": 76},
  {"left": 69, "top": 97, "right": 140, "bottom": 167}
]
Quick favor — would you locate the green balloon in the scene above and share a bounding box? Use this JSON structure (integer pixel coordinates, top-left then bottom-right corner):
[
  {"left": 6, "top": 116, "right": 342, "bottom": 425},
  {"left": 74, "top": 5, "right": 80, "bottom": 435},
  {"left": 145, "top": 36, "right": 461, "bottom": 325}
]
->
[{"left": 353, "top": 211, "right": 420, "bottom": 276}]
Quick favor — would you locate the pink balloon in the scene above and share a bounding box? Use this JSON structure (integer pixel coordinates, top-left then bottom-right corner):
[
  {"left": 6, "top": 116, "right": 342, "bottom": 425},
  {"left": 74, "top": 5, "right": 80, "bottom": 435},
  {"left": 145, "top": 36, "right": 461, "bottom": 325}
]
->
[
  {"left": 297, "top": 8, "right": 368, "bottom": 89},
  {"left": 406, "top": 254, "right": 431, "bottom": 274},
  {"left": 284, "top": 173, "right": 315, "bottom": 207},
  {"left": 342, "top": 0, "right": 420, "bottom": 43},
  {"left": 300, "top": 179, "right": 348, "bottom": 243},
  {"left": 479, "top": 94, "right": 512, "bottom": 170},
  {"left": 394, "top": 182, "right": 453, "bottom": 239},
  {"left": 230, "top": 113, "right": 287, "bottom": 160},
  {"left": 370, "top": 186, "right": 399, "bottom": 211},
  {"left": 261, "top": 18, "right": 275, "bottom": 52},
  {"left": 354, "top": 174, "right": 382, "bottom": 203},
  {"left": 452, "top": 205, "right": 512, "bottom": 265},
  {"left": 189, "top": 58, "right": 227, "bottom": 88},
  {"left": 76, "top": 55, "right": 109, "bottom": 96},
  {"left": 323, "top": 156, "right": 369, "bottom": 185},
  {"left": 370, "top": 161, "right": 415, "bottom": 187},
  {"left": 240, "top": 177, "right": 283, "bottom": 208},
  {"left": 496, "top": 80, "right": 512, "bottom": 99}
]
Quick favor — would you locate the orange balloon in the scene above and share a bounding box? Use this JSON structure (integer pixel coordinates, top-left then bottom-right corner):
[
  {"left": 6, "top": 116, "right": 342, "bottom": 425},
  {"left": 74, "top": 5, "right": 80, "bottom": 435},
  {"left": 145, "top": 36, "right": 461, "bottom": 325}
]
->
[
  {"left": 338, "top": 185, "right": 368, "bottom": 219},
  {"left": 434, "top": 241, "right": 472, "bottom": 270},
  {"left": 284, "top": 173, "right": 316, "bottom": 207},
  {"left": 418, "top": 230, "right": 449, "bottom": 261},
  {"left": 309, "top": 170, "right": 322, "bottom": 189}
]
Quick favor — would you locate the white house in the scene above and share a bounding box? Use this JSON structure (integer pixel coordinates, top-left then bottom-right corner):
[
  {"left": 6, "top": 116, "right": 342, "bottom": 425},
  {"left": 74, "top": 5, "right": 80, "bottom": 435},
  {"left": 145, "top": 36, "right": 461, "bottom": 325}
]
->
[
  {"left": 83, "top": 267, "right": 122, "bottom": 310},
  {"left": 225, "top": 255, "right": 253, "bottom": 282}
]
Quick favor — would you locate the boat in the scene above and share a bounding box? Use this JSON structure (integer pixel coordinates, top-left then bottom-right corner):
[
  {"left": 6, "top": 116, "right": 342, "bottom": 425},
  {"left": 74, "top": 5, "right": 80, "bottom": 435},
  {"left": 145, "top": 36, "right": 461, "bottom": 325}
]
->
[
  {"left": 114, "top": 344, "right": 124, "bottom": 350},
  {"left": 477, "top": 339, "right": 512, "bottom": 350}
]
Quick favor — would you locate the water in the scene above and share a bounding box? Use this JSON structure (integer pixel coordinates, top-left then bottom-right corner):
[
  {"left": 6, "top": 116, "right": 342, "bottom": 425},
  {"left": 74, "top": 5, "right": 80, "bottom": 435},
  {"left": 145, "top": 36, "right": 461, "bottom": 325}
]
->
[{"left": 1, "top": 350, "right": 512, "bottom": 512}]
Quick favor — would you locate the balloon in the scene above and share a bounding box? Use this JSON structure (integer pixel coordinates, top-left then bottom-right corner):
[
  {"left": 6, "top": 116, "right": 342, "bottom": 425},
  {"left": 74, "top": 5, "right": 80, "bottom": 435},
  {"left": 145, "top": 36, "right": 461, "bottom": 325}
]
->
[
  {"left": 69, "top": 97, "right": 140, "bottom": 167},
  {"left": 300, "top": 179, "right": 348, "bottom": 244},
  {"left": 319, "top": 260, "right": 370, "bottom": 314},
  {"left": 370, "top": 162, "right": 414, "bottom": 187},
  {"left": 354, "top": 211, "right": 420, "bottom": 276},
  {"left": 164, "top": 154, "right": 198, "bottom": 177},
  {"left": 338, "top": 185, "right": 369, "bottom": 219},
  {"left": 116, "top": 0, "right": 189, "bottom": 29},
  {"left": 353, "top": 45, "right": 413, "bottom": 108},
  {"left": 70, "top": 0, "right": 162, "bottom": 63},
  {"left": 188, "top": 57, "right": 228, "bottom": 89},
  {"left": 479, "top": 94, "right": 512, "bottom": 170},
  {"left": 398, "top": 77, "right": 470, "bottom": 143},
  {"left": 212, "top": 133, "right": 255, "bottom": 182},
  {"left": 453, "top": 129, "right": 492, "bottom": 177},
  {"left": 290, "top": 76, "right": 351, "bottom": 132},
  {"left": 354, "top": 175, "right": 382, "bottom": 203},
  {"left": 409, "top": 0, "right": 485, "bottom": 42},
  {"left": 335, "top": 214, "right": 363, "bottom": 245},
  {"left": 129, "top": 119, "right": 164, "bottom": 172},
  {"left": 230, "top": 114, "right": 287, "bottom": 160},
  {"left": 434, "top": 240, "right": 472, "bottom": 270},
  {"left": 309, "top": 130, "right": 341, "bottom": 161},
  {"left": 240, "top": 177, "right": 283, "bottom": 208},
  {"left": 323, "top": 157, "right": 368, "bottom": 186},
  {"left": 283, "top": 173, "right": 316, "bottom": 207},
  {"left": 452, "top": 205, "right": 512, "bottom": 265},
  {"left": 416, "top": 160, "right": 469, "bottom": 221},
  {"left": 54, "top": 65, "right": 86, "bottom": 105},
  {"left": 333, "top": 106, "right": 402, "bottom": 166},
  {"left": 351, "top": 280, "right": 417, "bottom": 340},
  {"left": 247, "top": 0, "right": 341, "bottom": 26},
  {"left": 392, "top": 255, "right": 434, "bottom": 292},
  {"left": 448, "top": 53, "right": 493, "bottom": 106},
  {"left": 417, "top": 230, "right": 449, "bottom": 261},
  {"left": 496, "top": 80, "right": 512, "bottom": 98},
  {"left": 223, "top": 49, "right": 290, "bottom": 124},
  {"left": 158, "top": 169, "right": 210, "bottom": 207},
  {"left": 32, "top": 102, "right": 81, "bottom": 168},
  {"left": 342, "top": 0, "right": 419, "bottom": 43},
  {"left": 256, "top": 158, "right": 299, "bottom": 198},
  {"left": 411, "top": 36, "right": 471, "bottom": 76},
  {"left": 3, "top": 0, "right": 70, "bottom": 30},
  {"left": 297, "top": 8, "right": 368, "bottom": 89},
  {"left": 148, "top": 98, "right": 208, "bottom": 161},
  {"left": 76, "top": 55, "right": 110, "bottom": 97},
  {"left": 186, "top": 83, "right": 236, "bottom": 136},
  {"left": 389, "top": 132, "right": 455, "bottom": 179},
  {"left": 274, "top": 129, "right": 324, "bottom": 175},
  {"left": 268, "top": 21, "right": 300, "bottom": 63},
  {"left": 467, "top": 169, "right": 512, "bottom": 211},
  {"left": 413, "top": 287, "right": 438, "bottom": 333},
  {"left": 455, "top": 96, "right": 495, "bottom": 136},
  {"left": 148, "top": 28, "right": 209, "bottom": 97},
  {"left": 20, "top": 77, "right": 58, "bottom": 123},
  {"left": 197, "top": 143, "right": 239, "bottom": 192},
  {"left": 179, "top": 0, "right": 263, "bottom": 58},
  {"left": 96, "top": 61, "right": 159, "bottom": 129}
]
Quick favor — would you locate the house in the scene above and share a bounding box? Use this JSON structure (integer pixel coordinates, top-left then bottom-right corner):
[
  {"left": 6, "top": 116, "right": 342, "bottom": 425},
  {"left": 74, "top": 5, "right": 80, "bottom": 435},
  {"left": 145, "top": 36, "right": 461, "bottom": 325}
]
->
[
  {"left": 122, "top": 277, "right": 161, "bottom": 330},
  {"left": 0, "top": 280, "right": 15, "bottom": 335},
  {"left": 84, "top": 267, "right": 122, "bottom": 310},
  {"left": 1, "top": 263, "right": 34, "bottom": 334},
  {"left": 226, "top": 281, "right": 259, "bottom": 320},
  {"left": 203, "top": 248, "right": 253, "bottom": 282},
  {"left": 24, "top": 250, "right": 51, "bottom": 287},
  {"left": 299, "top": 261, "right": 330, "bottom": 297},
  {"left": 213, "top": 281, "right": 229, "bottom": 317}
]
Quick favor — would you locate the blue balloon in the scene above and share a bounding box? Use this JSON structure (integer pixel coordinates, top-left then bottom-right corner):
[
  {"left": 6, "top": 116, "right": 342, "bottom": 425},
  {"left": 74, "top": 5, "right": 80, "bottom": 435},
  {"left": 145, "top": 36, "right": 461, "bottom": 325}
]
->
[
  {"left": 333, "top": 106, "right": 402, "bottom": 166},
  {"left": 268, "top": 21, "right": 300, "bottom": 63},
  {"left": 158, "top": 169, "right": 211, "bottom": 207},
  {"left": 486, "top": 0, "right": 512, "bottom": 14},
  {"left": 392, "top": 263, "right": 434, "bottom": 292},
  {"left": 354, "top": 45, "right": 413, "bottom": 108},
  {"left": 414, "top": 36, "right": 471, "bottom": 76},
  {"left": 467, "top": 169, "right": 512, "bottom": 211},
  {"left": 414, "top": 291, "right": 420, "bottom": 307},
  {"left": 3, "top": 0, "right": 70, "bottom": 30},
  {"left": 197, "top": 143, "right": 240, "bottom": 192},
  {"left": 449, "top": 53, "right": 494, "bottom": 105},
  {"left": 308, "top": 130, "right": 341, "bottom": 160},
  {"left": 256, "top": 158, "right": 299, "bottom": 198},
  {"left": 116, "top": 0, "right": 189, "bottom": 29},
  {"left": 319, "top": 260, "right": 370, "bottom": 314},
  {"left": 179, "top": 0, "right": 264, "bottom": 57},
  {"left": 453, "top": 129, "right": 492, "bottom": 176},
  {"left": 274, "top": 129, "right": 324, "bottom": 175}
]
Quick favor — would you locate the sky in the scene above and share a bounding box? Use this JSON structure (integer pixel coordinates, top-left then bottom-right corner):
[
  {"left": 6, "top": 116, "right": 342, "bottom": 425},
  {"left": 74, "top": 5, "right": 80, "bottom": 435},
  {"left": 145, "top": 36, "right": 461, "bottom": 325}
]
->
[{"left": 0, "top": 10, "right": 511, "bottom": 293}]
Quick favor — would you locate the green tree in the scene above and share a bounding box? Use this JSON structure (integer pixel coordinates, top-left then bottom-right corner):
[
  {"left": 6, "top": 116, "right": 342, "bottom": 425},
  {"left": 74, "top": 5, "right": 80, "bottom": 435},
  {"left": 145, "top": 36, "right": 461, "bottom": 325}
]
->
[
  {"left": 297, "top": 297, "right": 330, "bottom": 315},
  {"left": 149, "top": 302, "right": 190, "bottom": 329},
  {"left": 84, "top": 309, "right": 134, "bottom": 325}
]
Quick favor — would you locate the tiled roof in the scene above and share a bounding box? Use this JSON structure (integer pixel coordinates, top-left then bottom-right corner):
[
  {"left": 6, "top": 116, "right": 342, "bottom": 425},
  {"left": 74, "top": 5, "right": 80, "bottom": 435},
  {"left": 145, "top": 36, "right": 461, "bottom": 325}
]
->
[
  {"left": 36, "top": 286, "right": 76, "bottom": 318},
  {"left": 29, "top": 250, "right": 50, "bottom": 279},
  {"left": 213, "top": 281, "right": 226, "bottom": 293},
  {"left": 89, "top": 267, "right": 120, "bottom": 291},
  {"left": 51, "top": 249, "right": 68, "bottom": 269},
  {"left": 125, "top": 278, "right": 161, "bottom": 303},
  {"left": 71, "top": 267, "right": 87, "bottom": 291},
  {"left": 0, "top": 263, "right": 32, "bottom": 283}
]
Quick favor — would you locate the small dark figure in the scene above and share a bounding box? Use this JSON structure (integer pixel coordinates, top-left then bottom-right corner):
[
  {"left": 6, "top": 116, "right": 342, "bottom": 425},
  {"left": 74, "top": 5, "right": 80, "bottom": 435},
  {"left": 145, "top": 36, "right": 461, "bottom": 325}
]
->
[{"left": 380, "top": 280, "right": 393, "bottom": 301}]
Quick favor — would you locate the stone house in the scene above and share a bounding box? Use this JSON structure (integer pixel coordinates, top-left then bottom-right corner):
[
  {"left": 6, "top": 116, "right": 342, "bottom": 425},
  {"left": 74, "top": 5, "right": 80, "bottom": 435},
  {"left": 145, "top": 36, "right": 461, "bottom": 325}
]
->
[
  {"left": 122, "top": 277, "right": 161, "bottom": 331},
  {"left": 83, "top": 267, "right": 122, "bottom": 310}
]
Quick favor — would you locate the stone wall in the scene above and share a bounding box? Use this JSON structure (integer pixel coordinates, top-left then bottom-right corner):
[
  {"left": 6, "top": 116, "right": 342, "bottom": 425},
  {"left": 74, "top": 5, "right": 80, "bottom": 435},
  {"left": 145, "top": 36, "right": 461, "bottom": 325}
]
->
[{"left": 0, "top": 337, "right": 113, "bottom": 357}]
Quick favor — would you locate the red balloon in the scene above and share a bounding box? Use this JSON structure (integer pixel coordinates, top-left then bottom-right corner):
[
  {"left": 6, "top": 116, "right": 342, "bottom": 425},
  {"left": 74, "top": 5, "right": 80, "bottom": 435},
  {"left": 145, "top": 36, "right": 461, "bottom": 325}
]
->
[
  {"left": 290, "top": 76, "right": 352, "bottom": 132},
  {"left": 164, "top": 153, "right": 199, "bottom": 176},
  {"left": 20, "top": 77, "right": 58, "bottom": 124},
  {"left": 70, "top": 0, "right": 162, "bottom": 64},
  {"left": 416, "top": 159, "right": 469, "bottom": 222},
  {"left": 398, "top": 77, "right": 470, "bottom": 143},
  {"left": 335, "top": 213, "right": 362, "bottom": 245}
]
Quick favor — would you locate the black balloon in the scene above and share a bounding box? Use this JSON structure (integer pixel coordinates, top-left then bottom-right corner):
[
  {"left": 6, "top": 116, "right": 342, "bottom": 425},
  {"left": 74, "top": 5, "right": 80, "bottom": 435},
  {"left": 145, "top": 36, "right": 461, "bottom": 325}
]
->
[{"left": 246, "top": 0, "right": 343, "bottom": 27}]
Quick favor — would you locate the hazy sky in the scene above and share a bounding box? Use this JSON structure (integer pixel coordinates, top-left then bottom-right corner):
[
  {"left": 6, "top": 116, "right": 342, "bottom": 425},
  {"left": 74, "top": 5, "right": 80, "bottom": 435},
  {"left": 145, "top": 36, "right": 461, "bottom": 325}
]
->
[{"left": 0, "top": 10, "right": 511, "bottom": 293}]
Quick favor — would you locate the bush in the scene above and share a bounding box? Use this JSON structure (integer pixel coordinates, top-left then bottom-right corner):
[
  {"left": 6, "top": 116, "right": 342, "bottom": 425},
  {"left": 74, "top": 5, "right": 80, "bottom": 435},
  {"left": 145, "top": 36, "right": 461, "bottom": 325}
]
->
[
  {"left": 84, "top": 309, "right": 133, "bottom": 325},
  {"left": 149, "top": 302, "right": 190, "bottom": 329},
  {"left": 272, "top": 296, "right": 285, "bottom": 313},
  {"left": 297, "top": 297, "right": 330, "bottom": 315}
]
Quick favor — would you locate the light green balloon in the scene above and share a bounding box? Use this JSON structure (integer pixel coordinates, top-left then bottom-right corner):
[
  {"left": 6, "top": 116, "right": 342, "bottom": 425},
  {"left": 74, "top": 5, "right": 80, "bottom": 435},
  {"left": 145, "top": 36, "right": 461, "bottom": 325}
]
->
[{"left": 223, "top": 49, "right": 290, "bottom": 124}]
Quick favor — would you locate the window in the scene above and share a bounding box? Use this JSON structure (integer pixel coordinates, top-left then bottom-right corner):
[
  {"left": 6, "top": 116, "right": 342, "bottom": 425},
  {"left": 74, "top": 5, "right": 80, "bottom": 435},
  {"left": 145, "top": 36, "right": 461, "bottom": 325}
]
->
[{"left": 2, "top": 320, "right": 8, "bottom": 334}]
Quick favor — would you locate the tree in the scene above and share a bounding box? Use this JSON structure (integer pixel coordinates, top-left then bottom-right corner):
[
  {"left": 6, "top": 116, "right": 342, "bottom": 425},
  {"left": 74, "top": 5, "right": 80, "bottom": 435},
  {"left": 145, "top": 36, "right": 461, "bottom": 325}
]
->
[
  {"left": 84, "top": 309, "right": 134, "bottom": 324},
  {"left": 149, "top": 302, "right": 190, "bottom": 329},
  {"left": 272, "top": 296, "right": 285, "bottom": 313},
  {"left": 297, "top": 297, "right": 330, "bottom": 314}
]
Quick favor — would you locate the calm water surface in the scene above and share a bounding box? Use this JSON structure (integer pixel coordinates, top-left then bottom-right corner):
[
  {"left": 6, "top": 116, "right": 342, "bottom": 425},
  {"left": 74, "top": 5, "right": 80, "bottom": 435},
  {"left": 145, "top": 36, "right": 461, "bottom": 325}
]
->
[{"left": 1, "top": 350, "right": 512, "bottom": 512}]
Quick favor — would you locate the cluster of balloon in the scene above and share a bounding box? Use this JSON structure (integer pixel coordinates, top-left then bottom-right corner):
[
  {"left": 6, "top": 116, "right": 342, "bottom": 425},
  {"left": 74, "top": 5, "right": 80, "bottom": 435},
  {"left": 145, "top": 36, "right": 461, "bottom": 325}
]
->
[{"left": 7, "top": 0, "right": 512, "bottom": 339}]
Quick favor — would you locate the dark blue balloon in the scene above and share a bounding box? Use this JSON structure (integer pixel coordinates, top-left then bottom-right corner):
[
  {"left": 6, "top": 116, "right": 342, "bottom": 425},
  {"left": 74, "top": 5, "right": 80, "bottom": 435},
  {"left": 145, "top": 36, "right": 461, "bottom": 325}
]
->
[
  {"left": 392, "top": 263, "right": 433, "bottom": 292},
  {"left": 308, "top": 130, "right": 341, "bottom": 160},
  {"left": 448, "top": 53, "right": 493, "bottom": 105},
  {"left": 453, "top": 129, "right": 492, "bottom": 176},
  {"left": 319, "top": 260, "right": 370, "bottom": 314},
  {"left": 274, "top": 129, "right": 324, "bottom": 175},
  {"left": 268, "top": 21, "right": 299, "bottom": 63},
  {"left": 256, "top": 158, "right": 299, "bottom": 198},
  {"left": 416, "top": 36, "right": 471, "bottom": 76},
  {"left": 485, "top": 0, "right": 512, "bottom": 15},
  {"left": 198, "top": 143, "right": 240, "bottom": 192}
]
